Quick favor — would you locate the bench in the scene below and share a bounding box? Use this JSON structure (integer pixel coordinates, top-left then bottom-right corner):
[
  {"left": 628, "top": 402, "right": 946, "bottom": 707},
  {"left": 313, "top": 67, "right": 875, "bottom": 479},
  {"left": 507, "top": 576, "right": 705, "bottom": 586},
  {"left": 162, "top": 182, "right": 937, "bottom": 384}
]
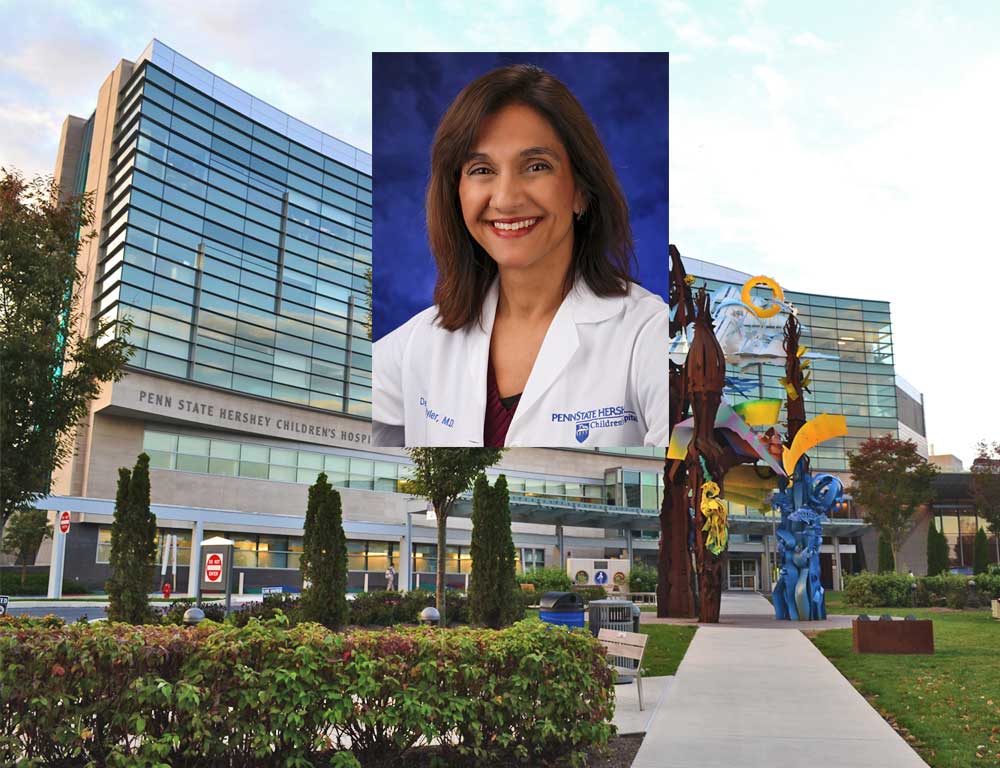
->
[{"left": 597, "top": 628, "right": 649, "bottom": 711}]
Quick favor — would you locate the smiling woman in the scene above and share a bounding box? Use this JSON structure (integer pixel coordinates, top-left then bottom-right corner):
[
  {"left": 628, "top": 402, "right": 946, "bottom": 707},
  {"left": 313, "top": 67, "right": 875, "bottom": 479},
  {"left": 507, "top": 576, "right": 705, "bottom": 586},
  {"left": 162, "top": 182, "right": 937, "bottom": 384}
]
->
[{"left": 373, "top": 60, "right": 669, "bottom": 448}]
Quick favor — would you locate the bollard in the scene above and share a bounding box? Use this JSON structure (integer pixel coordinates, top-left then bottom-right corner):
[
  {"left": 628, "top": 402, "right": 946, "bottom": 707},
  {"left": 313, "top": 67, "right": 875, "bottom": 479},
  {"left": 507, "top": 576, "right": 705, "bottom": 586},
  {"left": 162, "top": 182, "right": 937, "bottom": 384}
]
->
[
  {"left": 419, "top": 607, "right": 440, "bottom": 626},
  {"left": 183, "top": 607, "right": 205, "bottom": 626}
]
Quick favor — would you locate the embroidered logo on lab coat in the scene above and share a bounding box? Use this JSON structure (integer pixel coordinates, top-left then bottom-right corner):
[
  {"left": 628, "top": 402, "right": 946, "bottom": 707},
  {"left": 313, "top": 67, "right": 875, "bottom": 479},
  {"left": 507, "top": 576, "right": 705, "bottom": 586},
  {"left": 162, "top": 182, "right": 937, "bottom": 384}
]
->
[{"left": 551, "top": 406, "right": 638, "bottom": 443}]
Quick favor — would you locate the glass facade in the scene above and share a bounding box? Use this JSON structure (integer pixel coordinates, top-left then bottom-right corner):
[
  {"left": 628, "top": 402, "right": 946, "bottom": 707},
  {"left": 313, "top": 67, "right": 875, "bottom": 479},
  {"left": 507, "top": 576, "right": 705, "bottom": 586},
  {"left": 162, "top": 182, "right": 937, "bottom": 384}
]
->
[
  {"left": 934, "top": 511, "right": 999, "bottom": 569},
  {"left": 694, "top": 275, "right": 897, "bottom": 472},
  {"left": 96, "top": 60, "right": 373, "bottom": 417},
  {"left": 142, "top": 429, "right": 664, "bottom": 510}
]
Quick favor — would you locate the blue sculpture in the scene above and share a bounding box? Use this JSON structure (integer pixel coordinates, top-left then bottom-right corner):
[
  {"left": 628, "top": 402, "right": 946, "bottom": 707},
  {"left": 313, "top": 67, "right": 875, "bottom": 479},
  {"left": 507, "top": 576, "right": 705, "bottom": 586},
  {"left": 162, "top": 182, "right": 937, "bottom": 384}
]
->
[{"left": 772, "top": 458, "right": 843, "bottom": 621}]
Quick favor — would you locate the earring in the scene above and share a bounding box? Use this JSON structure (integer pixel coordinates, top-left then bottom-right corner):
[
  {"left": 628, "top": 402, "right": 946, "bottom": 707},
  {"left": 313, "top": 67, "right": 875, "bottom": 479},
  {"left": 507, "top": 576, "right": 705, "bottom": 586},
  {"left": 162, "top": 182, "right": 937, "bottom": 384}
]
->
[{"left": 575, "top": 209, "right": 585, "bottom": 221}]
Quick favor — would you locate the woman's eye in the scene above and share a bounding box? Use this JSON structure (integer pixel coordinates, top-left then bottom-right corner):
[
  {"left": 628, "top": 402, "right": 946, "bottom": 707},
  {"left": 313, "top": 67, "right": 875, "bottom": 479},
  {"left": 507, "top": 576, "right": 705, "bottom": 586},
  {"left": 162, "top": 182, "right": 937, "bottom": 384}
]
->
[
  {"left": 466, "top": 166, "right": 493, "bottom": 175},
  {"left": 527, "top": 161, "right": 552, "bottom": 172}
]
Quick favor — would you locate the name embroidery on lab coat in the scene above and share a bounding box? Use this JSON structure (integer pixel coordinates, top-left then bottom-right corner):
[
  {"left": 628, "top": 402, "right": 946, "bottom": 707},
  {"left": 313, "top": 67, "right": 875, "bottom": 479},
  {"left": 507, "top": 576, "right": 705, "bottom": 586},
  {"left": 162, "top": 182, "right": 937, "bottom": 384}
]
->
[
  {"left": 550, "top": 406, "right": 637, "bottom": 443},
  {"left": 418, "top": 397, "right": 455, "bottom": 428}
]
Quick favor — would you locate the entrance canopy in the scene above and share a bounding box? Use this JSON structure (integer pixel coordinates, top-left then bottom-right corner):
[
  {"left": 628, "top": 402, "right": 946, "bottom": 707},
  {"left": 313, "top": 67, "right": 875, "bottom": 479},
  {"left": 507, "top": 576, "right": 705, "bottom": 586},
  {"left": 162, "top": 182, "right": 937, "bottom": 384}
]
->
[{"left": 453, "top": 492, "right": 661, "bottom": 531}]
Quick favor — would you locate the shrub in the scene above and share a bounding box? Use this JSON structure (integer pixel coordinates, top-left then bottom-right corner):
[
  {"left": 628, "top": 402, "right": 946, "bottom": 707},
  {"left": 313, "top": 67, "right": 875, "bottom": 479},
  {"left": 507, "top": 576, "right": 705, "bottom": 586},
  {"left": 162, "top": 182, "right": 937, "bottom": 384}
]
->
[
  {"left": 517, "top": 566, "right": 572, "bottom": 593},
  {"left": 156, "top": 598, "right": 226, "bottom": 625},
  {"left": 0, "top": 618, "right": 614, "bottom": 767},
  {"left": 925, "top": 523, "right": 950, "bottom": 577},
  {"left": 300, "top": 473, "right": 348, "bottom": 630},
  {"left": 573, "top": 585, "right": 609, "bottom": 604},
  {"left": 348, "top": 590, "right": 471, "bottom": 627},
  {"left": 468, "top": 475, "right": 522, "bottom": 628},
  {"left": 228, "top": 593, "right": 301, "bottom": 627},
  {"left": 973, "top": 528, "right": 990, "bottom": 575},
  {"left": 0, "top": 570, "right": 90, "bottom": 596},
  {"left": 106, "top": 454, "right": 157, "bottom": 624},
  {"left": 629, "top": 562, "right": 658, "bottom": 593},
  {"left": 844, "top": 571, "right": 1000, "bottom": 608},
  {"left": 877, "top": 535, "right": 895, "bottom": 573}
]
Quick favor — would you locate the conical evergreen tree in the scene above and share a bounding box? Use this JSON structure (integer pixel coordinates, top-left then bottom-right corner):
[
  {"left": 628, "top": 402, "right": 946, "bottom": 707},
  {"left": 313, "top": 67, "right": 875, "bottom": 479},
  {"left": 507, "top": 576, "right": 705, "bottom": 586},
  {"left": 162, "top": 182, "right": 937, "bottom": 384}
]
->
[
  {"left": 106, "top": 453, "right": 157, "bottom": 623},
  {"left": 877, "top": 534, "right": 895, "bottom": 573},
  {"left": 926, "top": 522, "right": 950, "bottom": 576},
  {"left": 469, "top": 474, "right": 522, "bottom": 629},
  {"left": 299, "top": 472, "right": 348, "bottom": 629},
  {"left": 973, "top": 527, "right": 989, "bottom": 575}
]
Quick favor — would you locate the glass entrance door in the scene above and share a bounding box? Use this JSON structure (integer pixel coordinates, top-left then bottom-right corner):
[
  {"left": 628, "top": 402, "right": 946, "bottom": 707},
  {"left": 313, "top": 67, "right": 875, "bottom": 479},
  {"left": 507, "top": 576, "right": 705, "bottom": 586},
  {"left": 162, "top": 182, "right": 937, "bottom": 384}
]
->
[{"left": 728, "top": 559, "right": 759, "bottom": 591}]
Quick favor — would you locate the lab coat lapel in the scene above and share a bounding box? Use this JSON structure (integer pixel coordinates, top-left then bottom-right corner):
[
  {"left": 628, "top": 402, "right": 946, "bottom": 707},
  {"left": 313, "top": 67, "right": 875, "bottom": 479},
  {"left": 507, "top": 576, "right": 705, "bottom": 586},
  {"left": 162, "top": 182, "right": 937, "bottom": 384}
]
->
[
  {"left": 509, "top": 294, "right": 580, "bottom": 432},
  {"left": 455, "top": 279, "right": 499, "bottom": 444}
]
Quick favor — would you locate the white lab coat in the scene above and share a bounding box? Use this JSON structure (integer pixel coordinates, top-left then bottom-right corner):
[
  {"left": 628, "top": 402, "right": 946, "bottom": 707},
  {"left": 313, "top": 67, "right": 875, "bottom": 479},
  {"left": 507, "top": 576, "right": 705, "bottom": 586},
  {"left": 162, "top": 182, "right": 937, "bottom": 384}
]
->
[{"left": 373, "top": 278, "right": 668, "bottom": 447}]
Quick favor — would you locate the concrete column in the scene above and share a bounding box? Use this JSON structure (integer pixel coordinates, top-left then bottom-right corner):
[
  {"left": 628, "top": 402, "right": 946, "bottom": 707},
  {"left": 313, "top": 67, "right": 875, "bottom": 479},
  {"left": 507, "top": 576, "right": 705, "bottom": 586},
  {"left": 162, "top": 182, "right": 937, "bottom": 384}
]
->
[
  {"left": 398, "top": 533, "right": 410, "bottom": 593},
  {"left": 46, "top": 511, "right": 66, "bottom": 599},
  {"left": 626, "top": 528, "right": 634, "bottom": 565},
  {"left": 832, "top": 536, "right": 842, "bottom": 592},
  {"left": 187, "top": 519, "right": 204, "bottom": 597},
  {"left": 555, "top": 523, "right": 565, "bottom": 569},
  {"left": 404, "top": 513, "right": 413, "bottom": 592},
  {"left": 762, "top": 534, "right": 771, "bottom": 593}
]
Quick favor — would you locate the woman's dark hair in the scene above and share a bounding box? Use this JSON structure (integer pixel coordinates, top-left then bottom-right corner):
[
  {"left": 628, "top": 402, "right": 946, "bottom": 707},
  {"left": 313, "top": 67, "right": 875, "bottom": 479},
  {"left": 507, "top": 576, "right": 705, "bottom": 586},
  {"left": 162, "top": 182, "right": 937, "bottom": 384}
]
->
[{"left": 426, "top": 64, "right": 635, "bottom": 330}]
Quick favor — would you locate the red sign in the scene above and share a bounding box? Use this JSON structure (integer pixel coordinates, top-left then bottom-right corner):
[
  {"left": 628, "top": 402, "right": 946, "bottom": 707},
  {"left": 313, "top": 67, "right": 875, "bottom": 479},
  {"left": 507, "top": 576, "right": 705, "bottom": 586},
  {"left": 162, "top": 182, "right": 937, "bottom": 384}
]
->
[
  {"left": 58, "top": 511, "right": 71, "bottom": 534},
  {"left": 205, "top": 553, "right": 224, "bottom": 583}
]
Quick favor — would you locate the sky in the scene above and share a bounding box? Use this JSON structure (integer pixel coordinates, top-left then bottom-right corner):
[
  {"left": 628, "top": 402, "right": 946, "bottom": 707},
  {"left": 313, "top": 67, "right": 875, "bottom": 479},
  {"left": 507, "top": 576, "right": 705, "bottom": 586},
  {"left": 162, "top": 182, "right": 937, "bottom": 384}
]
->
[
  {"left": 2, "top": 0, "right": 997, "bottom": 466},
  {"left": 372, "top": 52, "right": 668, "bottom": 339}
]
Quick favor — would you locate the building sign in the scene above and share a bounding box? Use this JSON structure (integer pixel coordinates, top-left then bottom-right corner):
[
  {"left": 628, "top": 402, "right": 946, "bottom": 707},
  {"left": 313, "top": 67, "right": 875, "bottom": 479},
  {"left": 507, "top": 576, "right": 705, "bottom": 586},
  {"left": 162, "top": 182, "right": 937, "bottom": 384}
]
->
[
  {"left": 0, "top": 596, "right": 8, "bottom": 617},
  {"left": 58, "top": 511, "right": 71, "bottom": 534},
  {"left": 204, "top": 553, "right": 224, "bottom": 584},
  {"left": 124, "top": 385, "right": 371, "bottom": 447}
]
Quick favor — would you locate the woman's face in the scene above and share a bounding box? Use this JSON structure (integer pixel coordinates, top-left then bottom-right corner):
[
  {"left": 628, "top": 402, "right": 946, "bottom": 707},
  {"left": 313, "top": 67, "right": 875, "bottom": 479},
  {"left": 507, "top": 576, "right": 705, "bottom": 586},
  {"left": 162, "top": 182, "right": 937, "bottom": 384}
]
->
[{"left": 458, "top": 103, "right": 584, "bottom": 274}]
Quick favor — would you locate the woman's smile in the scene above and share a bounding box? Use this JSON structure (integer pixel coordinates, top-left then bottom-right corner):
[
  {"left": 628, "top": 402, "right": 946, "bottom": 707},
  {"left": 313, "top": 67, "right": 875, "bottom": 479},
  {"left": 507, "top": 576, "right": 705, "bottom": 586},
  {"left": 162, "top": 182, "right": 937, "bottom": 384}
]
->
[{"left": 459, "top": 103, "right": 583, "bottom": 273}]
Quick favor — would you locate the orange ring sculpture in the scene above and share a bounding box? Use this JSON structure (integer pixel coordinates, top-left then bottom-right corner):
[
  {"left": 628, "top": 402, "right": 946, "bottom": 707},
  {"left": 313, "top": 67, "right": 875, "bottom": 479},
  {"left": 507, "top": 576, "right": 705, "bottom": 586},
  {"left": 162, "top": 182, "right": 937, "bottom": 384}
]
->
[{"left": 741, "top": 275, "right": 784, "bottom": 318}]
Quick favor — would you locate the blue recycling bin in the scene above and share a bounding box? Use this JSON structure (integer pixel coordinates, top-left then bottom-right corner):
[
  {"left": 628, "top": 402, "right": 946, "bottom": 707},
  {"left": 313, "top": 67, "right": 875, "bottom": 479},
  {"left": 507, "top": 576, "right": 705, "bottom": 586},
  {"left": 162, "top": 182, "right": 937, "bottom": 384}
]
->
[{"left": 539, "top": 591, "right": 585, "bottom": 629}]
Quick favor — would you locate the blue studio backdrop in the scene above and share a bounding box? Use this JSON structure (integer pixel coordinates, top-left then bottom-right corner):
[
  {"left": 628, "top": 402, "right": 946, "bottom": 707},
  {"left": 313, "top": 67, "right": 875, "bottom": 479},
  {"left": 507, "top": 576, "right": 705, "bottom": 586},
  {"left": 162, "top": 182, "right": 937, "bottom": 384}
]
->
[{"left": 372, "top": 52, "right": 669, "bottom": 341}]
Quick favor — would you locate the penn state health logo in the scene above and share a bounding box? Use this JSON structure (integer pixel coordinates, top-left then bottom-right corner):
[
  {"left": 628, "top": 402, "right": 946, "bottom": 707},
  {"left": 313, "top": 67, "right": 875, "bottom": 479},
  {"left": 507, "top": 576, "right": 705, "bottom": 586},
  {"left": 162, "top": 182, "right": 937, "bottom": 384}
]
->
[{"left": 551, "top": 405, "right": 639, "bottom": 444}]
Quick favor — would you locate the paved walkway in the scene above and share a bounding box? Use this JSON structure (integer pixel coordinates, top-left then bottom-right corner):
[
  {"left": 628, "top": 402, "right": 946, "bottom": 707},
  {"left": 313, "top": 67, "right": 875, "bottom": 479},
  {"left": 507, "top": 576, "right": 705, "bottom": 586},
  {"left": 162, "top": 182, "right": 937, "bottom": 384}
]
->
[
  {"left": 631, "top": 592, "right": 929, "bottom": 768},
  {"left": 613, "top": 676, "right": 674, "bottom": 735}
]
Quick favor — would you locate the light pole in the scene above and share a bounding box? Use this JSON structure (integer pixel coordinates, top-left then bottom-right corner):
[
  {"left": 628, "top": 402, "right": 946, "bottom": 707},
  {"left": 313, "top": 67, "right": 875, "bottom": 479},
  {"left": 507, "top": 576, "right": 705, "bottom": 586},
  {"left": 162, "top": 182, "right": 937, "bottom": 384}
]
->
[{"left": 405, "top": 502, "right": 434, "bottom": 592}]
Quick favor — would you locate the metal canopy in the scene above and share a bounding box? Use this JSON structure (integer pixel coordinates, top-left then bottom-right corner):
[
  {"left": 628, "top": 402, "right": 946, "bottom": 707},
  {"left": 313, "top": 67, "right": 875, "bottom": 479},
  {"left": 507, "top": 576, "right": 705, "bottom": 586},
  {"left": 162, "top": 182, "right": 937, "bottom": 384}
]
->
[
  {"left": 728, "top": 514, "right": 870, "bottom": 537},
  {"left": 452, "top": 492, "right": 661, "bottom": 531}
]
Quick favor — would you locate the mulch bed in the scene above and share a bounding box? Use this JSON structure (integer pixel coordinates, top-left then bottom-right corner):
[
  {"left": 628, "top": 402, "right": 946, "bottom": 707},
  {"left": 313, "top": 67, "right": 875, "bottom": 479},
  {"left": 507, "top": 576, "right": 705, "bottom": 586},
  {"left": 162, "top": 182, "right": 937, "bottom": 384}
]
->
[{"left": 394, "top": 734, "right": 645, "bottom": 767}]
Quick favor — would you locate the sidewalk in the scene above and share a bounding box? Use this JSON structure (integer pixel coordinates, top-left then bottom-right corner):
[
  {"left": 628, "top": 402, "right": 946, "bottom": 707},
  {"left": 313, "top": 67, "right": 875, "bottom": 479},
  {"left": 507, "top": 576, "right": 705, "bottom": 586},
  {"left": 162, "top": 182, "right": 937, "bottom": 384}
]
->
[{"left": 631, "top": 592, "right": 929, "bottom": 768}]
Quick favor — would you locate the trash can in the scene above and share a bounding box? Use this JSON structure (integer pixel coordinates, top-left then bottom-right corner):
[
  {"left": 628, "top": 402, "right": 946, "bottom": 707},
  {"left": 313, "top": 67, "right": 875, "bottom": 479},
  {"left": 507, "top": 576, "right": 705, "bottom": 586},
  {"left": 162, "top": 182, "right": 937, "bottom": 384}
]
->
[
  {"left": 588, "top": 599, "right": 638, "bottom": 637},
  {"left": 539, "top": 591, "right": 585, "bottom": 629}
]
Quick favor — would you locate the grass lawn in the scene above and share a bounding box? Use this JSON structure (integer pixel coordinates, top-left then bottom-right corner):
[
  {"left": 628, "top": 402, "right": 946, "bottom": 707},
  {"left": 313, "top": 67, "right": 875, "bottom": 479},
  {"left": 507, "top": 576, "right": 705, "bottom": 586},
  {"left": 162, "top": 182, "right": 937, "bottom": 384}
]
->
[
  {"left": 524, "top": 608, "right": 696, "bottom": 677},
  {"left": 811, "top": 608, "right": 1000, "bottom": 768}
]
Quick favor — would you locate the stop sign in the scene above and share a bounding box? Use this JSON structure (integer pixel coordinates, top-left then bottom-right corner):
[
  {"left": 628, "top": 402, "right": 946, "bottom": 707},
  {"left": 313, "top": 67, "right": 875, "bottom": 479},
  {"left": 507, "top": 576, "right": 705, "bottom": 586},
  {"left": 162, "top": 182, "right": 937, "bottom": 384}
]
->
[
  {"left": 205, "top": 553, "right": 223, "bottom": 583},
  {"left": 58, "top": 511, "right": 71, "bottom": 534}
]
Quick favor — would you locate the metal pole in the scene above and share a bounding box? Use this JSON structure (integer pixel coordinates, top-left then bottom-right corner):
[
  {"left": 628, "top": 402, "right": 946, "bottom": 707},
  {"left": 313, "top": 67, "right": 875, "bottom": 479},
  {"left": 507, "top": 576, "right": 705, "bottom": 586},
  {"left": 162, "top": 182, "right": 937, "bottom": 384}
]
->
[
  {"left": 224, "top": 544, "right": 234, "bottom": 616},
  {"left": 46, "top": 512, "right": 66, "bottom": 599},
  {"left": 189, "top": 520, "right": 204, "bottom": 598},
  {"left": 626, "top": 527, "right": 634, "bottom": 565},
  {"left": 170, "top": 535, "right": 178, "bottom": 591},
  {"left": 406, "top": 511, "right": 413, "bottom": 592}
]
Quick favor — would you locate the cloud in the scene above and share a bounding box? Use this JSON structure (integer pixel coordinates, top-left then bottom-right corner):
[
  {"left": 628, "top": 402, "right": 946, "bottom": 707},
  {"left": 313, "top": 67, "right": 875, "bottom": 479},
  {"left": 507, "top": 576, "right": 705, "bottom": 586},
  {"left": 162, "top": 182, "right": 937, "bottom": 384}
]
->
[{"left": 791, "top": 31, "right": 830, "bottom": 51}]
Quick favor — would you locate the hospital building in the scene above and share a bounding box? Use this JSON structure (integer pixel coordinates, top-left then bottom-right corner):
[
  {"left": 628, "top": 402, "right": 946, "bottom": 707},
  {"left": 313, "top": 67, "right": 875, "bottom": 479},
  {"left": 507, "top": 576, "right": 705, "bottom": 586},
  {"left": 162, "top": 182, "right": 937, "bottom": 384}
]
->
[{"left": 27, "top": 40, "right": 666, "bottom": 597}]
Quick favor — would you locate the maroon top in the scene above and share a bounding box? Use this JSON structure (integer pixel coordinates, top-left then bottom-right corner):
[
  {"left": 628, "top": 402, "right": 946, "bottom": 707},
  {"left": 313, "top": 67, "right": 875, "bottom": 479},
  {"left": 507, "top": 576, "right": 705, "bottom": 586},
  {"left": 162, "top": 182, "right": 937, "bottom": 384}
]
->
[{"left": 484, "top": 361, "right": 521, "bottom": 447}]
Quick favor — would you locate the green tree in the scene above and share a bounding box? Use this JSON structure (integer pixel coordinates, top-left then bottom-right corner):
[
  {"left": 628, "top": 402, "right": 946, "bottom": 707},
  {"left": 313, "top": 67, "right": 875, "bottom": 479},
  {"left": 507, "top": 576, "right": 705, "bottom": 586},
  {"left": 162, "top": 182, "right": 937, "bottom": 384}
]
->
[
  {"left": 971, "top": 440, "right": 1000, "bottom": 538},
  {"left": 973, "top": 527, "right": 989, "bottom": 575},
  {"left": 877, "top": 534, "right": 895, "bottom": 573},
  {"left": 1, "top": 171, "right": 133, "bottom": 529},
  {"left": 299, "top": 472, "right": 348, "bottom": 629},
  {"left": 925, "top": 521, "right": 950, "bottom": 577},
  {"left": 106, "top": 454, "right": 157, "bottom": 623},
  {"left": 468, "top": 474, "right": 522, "bottom": 628},
  {"left": 404, "top": 448, "right": 504, "bottom": 624},
  {"left": 1, "top": 508, "right": 52, "bottom": 585},
  {"left": 848, "top": 436, "right": 937, "bottom": 573}
]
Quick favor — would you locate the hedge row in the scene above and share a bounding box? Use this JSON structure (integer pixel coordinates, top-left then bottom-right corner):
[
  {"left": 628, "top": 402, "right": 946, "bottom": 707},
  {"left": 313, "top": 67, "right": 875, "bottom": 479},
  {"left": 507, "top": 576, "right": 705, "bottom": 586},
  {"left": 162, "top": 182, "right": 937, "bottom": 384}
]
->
[
  {"left": 0, "top": 617, "right": 614, "bottom": 767},
  {"left": 843, "top": 571, "right": 1000, "bottom": 609}
]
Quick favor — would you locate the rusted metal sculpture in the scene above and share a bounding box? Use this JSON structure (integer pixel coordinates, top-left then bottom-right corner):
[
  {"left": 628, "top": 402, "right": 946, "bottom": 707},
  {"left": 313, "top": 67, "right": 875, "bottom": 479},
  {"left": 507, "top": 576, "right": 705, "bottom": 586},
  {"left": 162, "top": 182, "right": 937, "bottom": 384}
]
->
[
  {"left": 685, "top": 286, "right": 728, "bottom": 623},
  {"left": 659, "top": 246, "right": 696, "bottom": 618}
]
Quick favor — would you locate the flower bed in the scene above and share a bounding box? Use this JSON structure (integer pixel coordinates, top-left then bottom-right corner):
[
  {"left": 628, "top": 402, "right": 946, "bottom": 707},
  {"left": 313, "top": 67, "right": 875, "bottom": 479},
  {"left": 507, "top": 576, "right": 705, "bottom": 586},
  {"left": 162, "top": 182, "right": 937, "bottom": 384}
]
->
[{"left": 0, "top": 617, "right": 614, "bottom": 767}]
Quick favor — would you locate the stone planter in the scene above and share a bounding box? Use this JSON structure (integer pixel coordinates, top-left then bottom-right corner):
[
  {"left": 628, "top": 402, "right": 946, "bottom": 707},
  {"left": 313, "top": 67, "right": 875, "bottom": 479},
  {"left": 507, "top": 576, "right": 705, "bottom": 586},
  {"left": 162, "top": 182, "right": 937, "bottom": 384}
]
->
[
  {"left": 852, "top": 618, "right": 934, "bottom": 654},
  {"left": 992, "top": 599, "right": 999, "bottom": 619}
]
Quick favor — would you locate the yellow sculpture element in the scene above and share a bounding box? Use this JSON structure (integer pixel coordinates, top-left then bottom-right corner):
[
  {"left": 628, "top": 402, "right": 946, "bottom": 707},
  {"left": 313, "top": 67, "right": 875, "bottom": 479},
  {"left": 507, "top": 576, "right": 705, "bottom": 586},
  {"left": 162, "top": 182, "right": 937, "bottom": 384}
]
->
[
  {"left": 701, "top": 481, "right": 728, "bottom": 556},
  {"left": 740, "top": 275, "right": 785, "bottom": 319},
  {"left": 719, "top": 465, "right": 778, "bottom": 510},
  {"left": 684, "top": 274, "right": 696, "bottom": 286},
  {"left": 782, "top": 414, "right": 849, "bottom": 476},
  {"left": 733, "top": 399, "right": 783, "bottom": 427}
]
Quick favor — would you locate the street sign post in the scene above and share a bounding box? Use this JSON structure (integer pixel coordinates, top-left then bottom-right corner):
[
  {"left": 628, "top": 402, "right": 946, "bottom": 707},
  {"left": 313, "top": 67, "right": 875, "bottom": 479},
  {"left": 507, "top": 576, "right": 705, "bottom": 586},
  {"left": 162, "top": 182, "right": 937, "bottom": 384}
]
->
[
  {"left": 0, "top": 595, "right": 8, "bottom": 616},
  {"left": 58, "top": 511, "right": 71, "bottom": 534},
  {"left": 198, "top": 537, "right": 235, "bottom": 616}
]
